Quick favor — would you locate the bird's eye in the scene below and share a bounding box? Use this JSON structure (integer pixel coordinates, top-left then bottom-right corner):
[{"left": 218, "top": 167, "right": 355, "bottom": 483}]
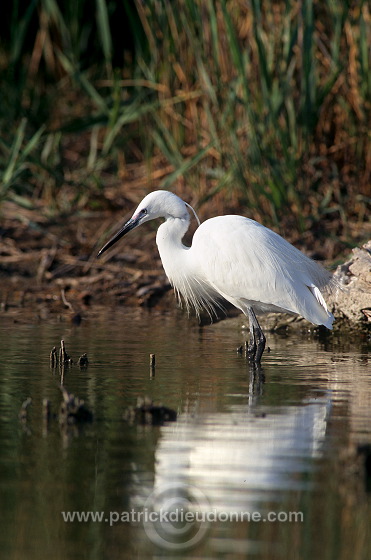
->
[{"left": 139, "top": 208, "right": 147, "bottom": 217}]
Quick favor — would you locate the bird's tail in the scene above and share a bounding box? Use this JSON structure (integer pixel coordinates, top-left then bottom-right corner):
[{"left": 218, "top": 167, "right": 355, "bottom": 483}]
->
[{"left": 308, "top": 284, "right": 334, "bottom": 329}]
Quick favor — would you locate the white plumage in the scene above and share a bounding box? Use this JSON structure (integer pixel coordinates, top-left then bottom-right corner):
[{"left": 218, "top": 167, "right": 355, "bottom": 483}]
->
[{"left": 98, "top": 190, "right": 335, "bottom": 363}]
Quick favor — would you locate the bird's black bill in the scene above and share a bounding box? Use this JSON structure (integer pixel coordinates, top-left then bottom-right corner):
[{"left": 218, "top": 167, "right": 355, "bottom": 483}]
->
[{"left": 97, "top": 217, "right": 139, "bottom": 257}]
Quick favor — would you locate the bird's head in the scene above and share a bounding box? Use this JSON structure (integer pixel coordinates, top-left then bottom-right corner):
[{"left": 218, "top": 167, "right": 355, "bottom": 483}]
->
[{"left": 97, "top": 190, "right": 195, "bottom": 257}]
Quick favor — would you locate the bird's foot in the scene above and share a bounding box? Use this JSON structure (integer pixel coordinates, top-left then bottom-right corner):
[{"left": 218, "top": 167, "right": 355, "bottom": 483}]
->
[
  {"left": 245, "top": 328, "right": 266, "bottom": 364},
  {"left": 245, "top": 339, "right": 255, "bottom": 358}
]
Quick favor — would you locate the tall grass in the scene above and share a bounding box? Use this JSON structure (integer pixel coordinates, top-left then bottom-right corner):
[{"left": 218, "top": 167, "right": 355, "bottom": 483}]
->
[
  {"left": 128, "top": 0, "right": 370, "bottom": 226},
  {"left": 0, "top": 0, "right": 369, "bottom": 232}
]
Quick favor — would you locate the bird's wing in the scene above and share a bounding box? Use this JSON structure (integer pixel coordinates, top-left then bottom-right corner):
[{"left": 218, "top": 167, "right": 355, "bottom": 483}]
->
[{"left": 191, "top": 216, "right": 333, "bottom": 326}]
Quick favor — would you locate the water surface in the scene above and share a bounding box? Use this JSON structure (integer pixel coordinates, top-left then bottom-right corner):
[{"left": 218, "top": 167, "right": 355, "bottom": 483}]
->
[{"left": 0, "top": 308, "right": 370, "bottom": 559}]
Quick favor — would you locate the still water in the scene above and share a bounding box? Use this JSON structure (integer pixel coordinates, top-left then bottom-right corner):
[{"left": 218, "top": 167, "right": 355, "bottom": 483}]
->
[{"left": 0, "top": 307, "right": 370, "bottom": 559}]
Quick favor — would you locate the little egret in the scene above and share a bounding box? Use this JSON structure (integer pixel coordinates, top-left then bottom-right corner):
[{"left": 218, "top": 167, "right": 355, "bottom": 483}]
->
[{"left": 98, "top": 190, "right": 335, "bottom": 363}]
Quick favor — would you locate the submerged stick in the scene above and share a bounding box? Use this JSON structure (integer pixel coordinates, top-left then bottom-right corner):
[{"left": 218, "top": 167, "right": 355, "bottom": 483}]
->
[
  {"left": 150, "top": 353, "right": 156, "bottom": 377},
  {"left": 50, "top": 347, "right": 57, "bottom": 368},
  {"left": 19, "top": 397, "right": 32, "bottom": 422},
  {"left": 77, "top": 353, "right": 89, "bottom": 368},
  {"left": 59, "top": 339, "right": 71, "bottom": 364}
]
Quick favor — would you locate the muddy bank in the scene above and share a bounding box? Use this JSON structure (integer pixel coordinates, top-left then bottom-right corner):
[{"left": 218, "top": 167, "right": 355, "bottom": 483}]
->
[
  {"left": 0, "top": 201, "right": 172, "bottom": 319},
  {"left": 0, "top": 200, "right": 370, "bottom": 328}
]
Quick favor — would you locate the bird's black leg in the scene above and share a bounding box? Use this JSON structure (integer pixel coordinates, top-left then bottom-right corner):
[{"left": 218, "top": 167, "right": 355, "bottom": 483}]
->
[{"left": 246, "top": 307, "right": 266, "bottom": 364}]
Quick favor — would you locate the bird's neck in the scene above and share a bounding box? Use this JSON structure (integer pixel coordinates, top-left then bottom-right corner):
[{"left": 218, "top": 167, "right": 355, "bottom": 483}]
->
[{"left": 156, "top": 216, "right": 190, "bottom": 281}]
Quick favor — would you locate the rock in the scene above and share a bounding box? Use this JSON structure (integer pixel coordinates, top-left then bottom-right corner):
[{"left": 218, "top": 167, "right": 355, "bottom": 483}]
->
[
  {"left": 328, "top": 241, "right": 371, "bottom": 324},
  {"left": 59, "top": 387, "right": 93, "bottom": 425},
  {"left": 124, "top": 397, "right": 177, "bottom": 426}
]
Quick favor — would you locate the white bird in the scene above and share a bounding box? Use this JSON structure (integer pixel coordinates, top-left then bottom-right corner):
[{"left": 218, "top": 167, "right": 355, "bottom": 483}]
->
[{"left": 98, "top": 190, "right": 335, "bottom": 363}]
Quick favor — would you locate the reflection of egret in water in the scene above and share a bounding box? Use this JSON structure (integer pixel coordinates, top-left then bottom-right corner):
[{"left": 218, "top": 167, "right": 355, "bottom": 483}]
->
[
  {"left": 151, "top": 399, "right": 331, "bottom": 513},
  {"left": 130, "top": 398, "right": 331, "bottom": 553}
]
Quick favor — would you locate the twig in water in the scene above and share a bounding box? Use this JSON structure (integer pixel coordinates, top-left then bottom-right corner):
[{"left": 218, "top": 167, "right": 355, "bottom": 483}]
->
[
  {"left": 77, "top": 353, "right": 89, "bottom": 368},
  {"left": 50, "top": 346, "right": 57, "bottom": 368},
  {"left": 150, "top": 353, "right": 156, "bottom": 377},
  {"left": 19, "top": 397, "right": 32, "bottom": 422}
]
